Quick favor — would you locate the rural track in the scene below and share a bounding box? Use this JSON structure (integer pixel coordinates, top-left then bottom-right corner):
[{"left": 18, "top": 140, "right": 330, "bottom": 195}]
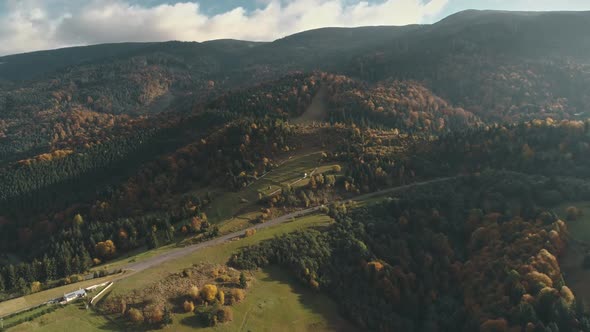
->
[
  {"left": 3, "top": 176, "right": 460, "bottom": 312},
  {"left": 120, "top": 175, "right": 458, "bottom": 275}
]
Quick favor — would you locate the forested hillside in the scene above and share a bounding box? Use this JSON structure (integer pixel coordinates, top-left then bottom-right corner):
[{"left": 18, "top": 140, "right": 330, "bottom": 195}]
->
[{"left": 2, "top": 9, "right": 590, "bottom": 332}]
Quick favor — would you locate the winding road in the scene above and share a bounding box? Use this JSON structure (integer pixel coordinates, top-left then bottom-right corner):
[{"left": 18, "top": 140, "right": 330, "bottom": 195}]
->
[
  {"left": 0, "top": 176, "right": 459, "bottom": 315},
  {"left": 121, "top": 176, "right": 457, "bottom": 274}
]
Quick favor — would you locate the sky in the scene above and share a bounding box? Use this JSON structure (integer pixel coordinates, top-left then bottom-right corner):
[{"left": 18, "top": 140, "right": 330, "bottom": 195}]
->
[{"left": 1, "top": 0, "right": 589, "bottom": 56}]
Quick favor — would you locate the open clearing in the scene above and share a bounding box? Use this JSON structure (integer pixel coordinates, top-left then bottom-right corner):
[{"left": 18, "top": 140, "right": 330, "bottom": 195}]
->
[
  {"left": 293, "top": 86, "right": 329, "bottom": 124},
  {"left": 8, "top": 268, "right": 355, "bottom": 332},
  {"left": 7, "top": 214, "right": 355, "bottom": 331},
  {"left": 204, "top": 151, "right": 332, "bottom": 222},
  {"left": 558, "top": 201, "right": 590, "bottom": 306}
]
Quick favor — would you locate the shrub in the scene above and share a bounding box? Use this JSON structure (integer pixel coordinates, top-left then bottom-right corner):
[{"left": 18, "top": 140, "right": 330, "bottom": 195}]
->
[
  {"left": 228, "top": 289, "right": 245, "bottom": 304},
  {"left": 189, "top": 285, "right": 200, "bottom": 300},
  {"left": 216, "top": 306, "right": 233, "bottom": 323},
  {"left": 566, "top": 206, "right": 581, "bottom": 221},
  {"left": 183, "top": 300, "right": 195, "bottom": 313},
  {"left": 128, "top": 308, "right": 144, "bottom": 324},
  {"left": 239, "top": 272, "right": 248, "bottom": 289},
  {"left": 30, "top": 281, "right": 42, "bottom": 293},
  {"left": 119, "top": 299, "right": 127, "bottom": 315},
  {"left": 70, "top": 275, "right": 83, "bottom": 283},
  {"left": 217, "top": 290, "right": 225, "bottom": 305},
  {"left": 148, "top": 306, "right": 164, "bottom": 324}
]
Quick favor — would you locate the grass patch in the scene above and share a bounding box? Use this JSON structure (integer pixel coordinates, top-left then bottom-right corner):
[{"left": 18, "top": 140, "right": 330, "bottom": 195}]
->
[
  {"left": 172, "top": 267, "right": 356, "bottom": 332},
  {"left": 205, "top": 151, "right": 328, "bottom": 222},
  {"left": 556, "top": 202, "right": 590, "bottom": 309},
  {"left": 110, "top": 213, "right": 333, "bottom": 296},
  {"left": 6, "top": 302, "right": 122, "bottom": 332},
  {"left": 556, "top": 202, "right": 590, "bottom": 242}
]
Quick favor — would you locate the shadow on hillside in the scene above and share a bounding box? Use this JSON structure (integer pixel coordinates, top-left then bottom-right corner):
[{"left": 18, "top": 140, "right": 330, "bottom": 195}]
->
[{"left": 260, "top": 266, "right": 358, "bottom": 332}]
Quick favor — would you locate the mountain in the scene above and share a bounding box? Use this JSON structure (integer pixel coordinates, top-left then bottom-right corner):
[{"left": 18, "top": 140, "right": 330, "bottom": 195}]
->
[{"left": 2, "top": 11, "right": 590, "bottom": 331}]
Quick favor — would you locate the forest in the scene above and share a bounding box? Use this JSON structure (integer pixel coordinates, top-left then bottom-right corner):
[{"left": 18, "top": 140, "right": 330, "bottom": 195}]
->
[
  {"left": 231, "top": 171, "right": 590, "bottom": 331},
  {"left": 2, "top": 9, "right": 590, "bottom": 332}
]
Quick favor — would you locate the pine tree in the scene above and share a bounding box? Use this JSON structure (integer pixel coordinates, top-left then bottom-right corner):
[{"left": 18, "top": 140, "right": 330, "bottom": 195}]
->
[
  {"left": 162, "top": 306, "right": 172, "bottom": 325},
  {"left": 239, "top": 272, "right": 247, "bottom": 289},
  {"left": 78, "top": 245, "right": 92, "bottom": 272},
  {"left": 147, "top": 231, "right": 159, "bottom": 249},
  {"left": 43, "top": 255, "right": 56, "bottom": 281},
  {"left": 6, "top": 265, "right": 17, "bottom": 290}
]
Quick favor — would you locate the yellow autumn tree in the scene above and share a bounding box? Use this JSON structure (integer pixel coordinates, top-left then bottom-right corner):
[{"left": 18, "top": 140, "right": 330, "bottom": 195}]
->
[
  {"left": 217, "top": 290, "right": 225, "bottom": 305},
  {"left": 95, "top": 240, "right": 116, "bottom": 259},
  {"left": 183, "top": 300, "right": 195, "bottom": 313},
  {"left": 201, "top": 284, "right": 218, "bottom": 302},
  {"left": 189, "top": 285, "right": 200, "bottom": 300}
]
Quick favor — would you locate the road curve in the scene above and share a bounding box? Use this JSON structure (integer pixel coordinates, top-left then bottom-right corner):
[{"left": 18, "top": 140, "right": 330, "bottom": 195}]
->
[
  {"left": 0, "top": 176, "right": 460, "bottom": 314},
  {"left": 121, "top": 176, "right": 458, "bottom": 275}
]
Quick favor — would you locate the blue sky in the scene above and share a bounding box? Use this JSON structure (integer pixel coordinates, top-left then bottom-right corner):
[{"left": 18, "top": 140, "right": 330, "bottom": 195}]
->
[{"left": 1, "top": 0, "right": 590, "bottom": 56}]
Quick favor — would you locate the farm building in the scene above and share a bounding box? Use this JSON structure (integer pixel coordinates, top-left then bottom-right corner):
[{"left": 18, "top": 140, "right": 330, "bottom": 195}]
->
[{"left": 60, "top": 289, "right": 87, "bottom": 304}]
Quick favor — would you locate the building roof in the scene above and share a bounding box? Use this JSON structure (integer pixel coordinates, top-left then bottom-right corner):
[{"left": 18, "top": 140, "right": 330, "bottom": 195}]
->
[{"left": 64, "top": 289, "right": 86, "bottom": 298}]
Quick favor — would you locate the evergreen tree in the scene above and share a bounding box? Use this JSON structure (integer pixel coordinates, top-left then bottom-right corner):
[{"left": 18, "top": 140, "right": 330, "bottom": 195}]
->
[
  {"left": 239, "top": 272, "right": 247, "bottom": 289},
  {"left": 6, "top": 265, "right": 17, "bottom": 290},
  {"left": 147, "top": 231, "right": 159, "bottom": 249}
]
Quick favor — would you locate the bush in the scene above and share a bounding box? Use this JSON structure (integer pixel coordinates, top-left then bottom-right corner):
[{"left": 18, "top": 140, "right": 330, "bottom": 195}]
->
[
  {"left": 30, "top": 281, "right": 42, "bottom": 293},
  {"left": 128, "top": 308, "right": 144, "bottom": 324},
  {"left": 216, "top": 306, "right": 233, "bottom": 323},
  {"left": 189, "top": 285, "right": 200, "bottom": 300},
  {"left": 148, "top": 306, "right": 164, "bottom": 324},
  {"left": 183, "top": 300, "right": 195, "bottom": 313},
  {"left": 228, "top": 289, "right": 245, "bottom": 305},
  {"left": 217, "top": 290, "right": 225, "bottom": 305},
  {"left": 183, "top": 269, "right": 193, "bottom": 278},
  {"left": 566, "top": 206, "right": 581, "bottom": 221}
]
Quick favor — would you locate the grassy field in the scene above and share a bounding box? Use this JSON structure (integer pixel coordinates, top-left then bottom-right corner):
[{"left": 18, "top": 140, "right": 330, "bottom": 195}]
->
[
  {"left": 204, "top": 151, "right": 341, "bottom": 222},
  {"left": 293, "top": 86, "right": 329, "bottom": 125},
  {"left": 167, "top": 267, "right": 355, "bottom": 332},
  {"left": 0, "top": 274, "right": 121, "bottom": 318},
  {"left": 109, "top": 213, "right": 333, "bottom": 295},
  {"left": 8, "top": 268, "right": 355, "bottom": 332},
  {"left": 7, "top": 302, "right": 122, "bottom": 332},
  {"left": 7, "top": 214, "right": 355, "bottom": 331},
  {"left": 556, "top": 202, "right": 590, "bottom": 307}
]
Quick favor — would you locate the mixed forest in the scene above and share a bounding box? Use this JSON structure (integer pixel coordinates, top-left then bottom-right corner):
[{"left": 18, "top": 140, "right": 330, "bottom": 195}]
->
[{"left": 2, "top": 9, "right": 590, "bottom": 332}]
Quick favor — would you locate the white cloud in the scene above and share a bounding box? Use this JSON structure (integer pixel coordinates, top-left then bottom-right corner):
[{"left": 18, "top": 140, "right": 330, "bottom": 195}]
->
[{"left": 0, "top": 0, "right": 448, "bottom": 56}]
